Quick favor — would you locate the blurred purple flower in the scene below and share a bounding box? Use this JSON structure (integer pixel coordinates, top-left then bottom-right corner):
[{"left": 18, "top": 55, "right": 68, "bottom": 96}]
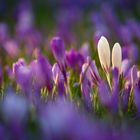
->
[
  {"left": 0, "top": 23, "right": 8, "bottom": 43},
  {"left": 52, "top": 63, "right": 65, "bottom": 96},
  {"left": 50, "top": 37, "right": 65, "bottom": 64},
  {"left": 66, "top": 48, "right": 85, "bottom": 72},
  {"left": 4, "top": 39, "right": 19, "bottom": 58},
  {"left": 30, "top": 54, "right": 53, "bottom": 92}
]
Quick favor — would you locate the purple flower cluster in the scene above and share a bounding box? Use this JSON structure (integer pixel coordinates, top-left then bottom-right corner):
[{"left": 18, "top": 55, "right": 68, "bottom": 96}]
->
[{"left": 0, "top": 1, "right": 140, "bottom": 139}]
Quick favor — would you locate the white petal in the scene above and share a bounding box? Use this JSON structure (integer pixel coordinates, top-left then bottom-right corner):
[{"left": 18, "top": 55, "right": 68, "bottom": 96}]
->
[
  {"left": 112, "top": 43, "right": 122, "bottom": 72},
  {"left": 97, "top": 36, "right": 110, "bottom": 72}
]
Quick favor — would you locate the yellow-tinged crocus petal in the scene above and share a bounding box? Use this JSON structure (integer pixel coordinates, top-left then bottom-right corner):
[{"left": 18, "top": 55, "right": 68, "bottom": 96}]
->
[
  {"left": 97, "top": 36, "right": 110, "bottom": 72},
  {"left": 112, "top": 43, "right": 122, "bottom": 72}
]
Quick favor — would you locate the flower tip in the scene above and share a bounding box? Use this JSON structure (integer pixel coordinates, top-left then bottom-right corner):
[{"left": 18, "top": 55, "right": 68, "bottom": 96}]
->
[
  {"left": 50, "top": 36, "right": 65, "bottom": 62},
  {"left": 112, "top": 42, "right": 122, "bottom": 72},
  {"left": 97, "top": 36, "right": 110, "bottom": 72}
]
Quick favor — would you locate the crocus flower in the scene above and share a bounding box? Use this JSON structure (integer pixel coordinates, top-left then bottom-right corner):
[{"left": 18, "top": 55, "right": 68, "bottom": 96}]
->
[
  {"left": 112, "top": 43, "right": 122, "bottom": 72},
  {"left": 98, "top": 36, "right": 122, "bottom": 73},
  {"left": 13, "top": 61, "right": 32, "bottom": 97},
  {"left": 0, "top": 23, "right": 8, "bottom": 43},
  {"left": 131, "top": 65, "right": 138, "bottom": 88},
  {"left": 97, "top": 36, "right": 110, "bottom": 72},
  {"left": 50, "top": 37, "right": 67, "bottom": 83},
  {"left": 12, "top": 58, "right": 25, "bottom": 75},
  {"left": 98, "top": 80, "right": 119, "bottom": 113},
  {"left": 50, "top": 37, "right": 65, "bottom": 64},
  {"left": 87, "top": 57, "right": 101, "bottom": 85},
  {"left": 98, "top": 80, "right": 112, "bottom": 108},
  {"left": 52, "top": 63, "right": 65, "bottom": 96},
  {"left": 79, "top": 42, "right": 90, "bottom": 60},
  {"left": 80, "top": 63, "right": 92, "bottom": 110},
  {"left": 30, "top": 54, "right": 53, "bottom": 92},
  {"left": 121, "top": 59, "right": 131, "bottom": 77},
  {"left": 66, "top": 48, "right": 85, "bottom": 72}
]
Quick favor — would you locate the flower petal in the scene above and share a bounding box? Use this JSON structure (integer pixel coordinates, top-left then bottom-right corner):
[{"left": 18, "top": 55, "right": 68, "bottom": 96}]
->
[
  {"left": 97, "top": 36, "right": 110, "bottom": 72},
  {"left": 112, "top": 43, "right": 122, "bottom": 72}
]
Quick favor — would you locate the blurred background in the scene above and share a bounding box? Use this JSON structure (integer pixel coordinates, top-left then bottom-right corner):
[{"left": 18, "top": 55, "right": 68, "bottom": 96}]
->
[{"left": 0, "top": 0, "right": 140, "bottom": 65}]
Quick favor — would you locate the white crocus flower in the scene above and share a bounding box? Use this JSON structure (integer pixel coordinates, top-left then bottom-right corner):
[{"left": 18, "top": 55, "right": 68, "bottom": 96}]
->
[
  {"left": 97, "top": 36, "right": 110, "bottom": 72},
  {"left": 97, "top": 36, "right": 122, "bottom": 89},
  {"left": 112, "top": 43, "right": 122, "bottom": 72},
  {"left": 97, "top": 36, "right": 122, "bottom": 73}
]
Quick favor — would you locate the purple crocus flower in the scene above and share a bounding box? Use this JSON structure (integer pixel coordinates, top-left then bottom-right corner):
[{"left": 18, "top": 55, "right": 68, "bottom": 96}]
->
[
  {"left": 0, "top": 23, "right": 8, "bottom": 43},
  {"left": 66, "top": 48, "right": 85, "bottom": 72},
  {"left": 98, "top": 79, "right": 119, "bottom": 113},
  {"left": 12, "top": 58, "right": 25, "bottom": 74},
  {"left": 131, "top": 65, "right": 138, "bottom": 88},
  {"left": 79, "top": 42, "right": 90, "bottom": 61},
  {"left": 30, "top": 53, "right": 53, "bottom": 92},
  {"left": 50, "top": 37, "right": 65, "bottom": 64},
  {"left": 50, "top": 37, "right": 67, "bottom": 83},
  {"left": 13, "top": 59, "right": 32, "bottom": 97},
  {"left": 52, "top": 63, "right": 65, "bottom": 96},
  {"left": 98, "top": 80, "right": 112, "bottom": 108},
  {"left": 121, "top": 59, "right": 131, "bottom": 77},
  {"left": 39, "top": 99, "right": 102, "bottom": 140},
  {"left": 87, "top": 57, "right": 101, "bottom": 85},
  {"left": 80, "top": 62, "right": 93, "bottom": 110}
]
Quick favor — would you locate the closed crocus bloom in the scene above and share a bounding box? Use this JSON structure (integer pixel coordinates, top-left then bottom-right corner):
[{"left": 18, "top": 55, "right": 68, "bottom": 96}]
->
[
  {"left": 50, "top": 37, "right": 65, "bottom": 63},
  {"left": 112, "top": 43, "right": 122, "bottom": 72},
  {"left": 35, "top": 54, "right": 53, "bottom": 91},
  {"left": 97, "top": 36, "right": 110, "bottom": 72},
  {"left": 131, "top": 65, "right": 138, "bottom": 88},
  {"left": 66, "top": 48, "right": 84, "bottom": 72},
  {"left": 81, "top": 63, "right": 92, "bottom": 84},
  {"left": 52, "top": 63, "right": 65, "bottom": 96},
  {"left": 121, "top": 59, "right": 131, "bottom": 77}
]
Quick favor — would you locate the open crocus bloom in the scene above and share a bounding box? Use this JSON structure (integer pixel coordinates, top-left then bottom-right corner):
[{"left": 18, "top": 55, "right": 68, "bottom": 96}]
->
[{"left": 97, "top": 36, "right": 122, "bottom": 73}]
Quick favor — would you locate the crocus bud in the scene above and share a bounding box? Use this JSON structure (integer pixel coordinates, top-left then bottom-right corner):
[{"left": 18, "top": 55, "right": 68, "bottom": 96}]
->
[
  {"left": 81, "top": 63, "right": 92, "bottom": 84},
  {"left": 89, "top": 60, "right": 101, "bottom": 85},
  {"left": 50, "top": 37, "right": 65, "bottom": 63},
  {"left": 31, "top": 54, "right": 53, "bottom": 92},
  {"left": 79, "top": 42, "right": 90, "bottom": 60},
  {"left": 121, "top": 59, "right": 131, "bottom": 77},
  {"left": 131, "top": 65, "right": 137, "bottom": 88},
  {"left": 52, "top": 63, "right": 65, "bottom": 96},
  {"left": 112, "top": 43, "right": 122, "bottom": 72},
  {"left": 80, "top": 69, "right": 92, "bottom": 110},
  {"left": 66, "top": 48, "right": 84, "bottom": 72},
  {"left": 97, "top": 36, "right": 110, "bottom": 72}
]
